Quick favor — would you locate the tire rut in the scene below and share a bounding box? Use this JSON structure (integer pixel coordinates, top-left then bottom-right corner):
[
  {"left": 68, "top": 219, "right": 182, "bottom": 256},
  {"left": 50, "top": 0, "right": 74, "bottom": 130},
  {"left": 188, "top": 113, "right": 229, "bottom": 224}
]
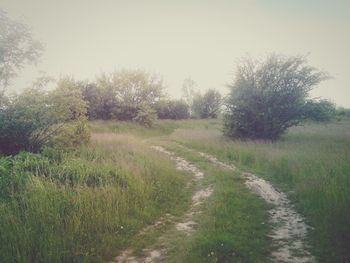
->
[
  {"left": 192, "top": 148, "right": 315, "bottom": 263},
  {"left": 110, "top": 146, "right": 213, "bottom": 263}
]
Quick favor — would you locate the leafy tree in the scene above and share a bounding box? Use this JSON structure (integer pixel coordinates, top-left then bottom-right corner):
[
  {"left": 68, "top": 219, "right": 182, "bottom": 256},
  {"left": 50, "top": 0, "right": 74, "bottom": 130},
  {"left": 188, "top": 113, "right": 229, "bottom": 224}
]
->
[
  {"left": 81, "top": 82, "right": 117, "bottom": 120},
  {"left": 224, "top": 54, "right": 329, "bottom": 140},
  {"left": 336, "top": 107, "right": 350, "bottom": 118},
  {"left": 0, "top": 77, "right": 89, "bottom": 155},
  {"left": 96, "top": 69, "right": 165, "bottom": 120},
  {"left": 192, "top": 89, "right": 222, "bottom": 119},
  {"left": 155, "top": 99, "right": 189, "bottom": 120},
  {"left": 0, "top": 9, "right": 43, "bottom": 95},
  {"left": 303, "top": 99, "right": 336, "bottom": 122},
  {"left": 133, "top": 104, "right": 157, "bottom": 127}
]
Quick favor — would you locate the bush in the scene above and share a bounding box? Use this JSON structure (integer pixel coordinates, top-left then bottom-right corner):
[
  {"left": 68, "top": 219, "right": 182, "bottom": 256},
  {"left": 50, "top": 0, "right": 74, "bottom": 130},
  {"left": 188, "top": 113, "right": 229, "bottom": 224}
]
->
[
  {"left": 133, "top": 104, "right": 157, "bottom": 127},
  {"left": 336, "top": 107, "right": 350, "bottom": 118},
  {"left": 155, "top": 100, "right": 190, "bottom": 120},
  {"left": 303, "top": 99, "right": 336, "bottom": 122},
  {"left": 50, "top": 120, "right": 90, "bottom": 150},
  {"left": 81, "top": 82, "right": 117, "bottom": 120},
  {"left": 0, "top": 78, "right": 90, "bottom": 155},
  {"left": 95, "top": 69, "right": 165, "bottom": 121},
  {"left": 192, "top": 89, "right": 222, "bottom": 119},
  {"left": 113, "top": 104, "right": 139, "bottom": 120},
  {"left": 224, "top": 54, "right": 328, "bottom": 140}
]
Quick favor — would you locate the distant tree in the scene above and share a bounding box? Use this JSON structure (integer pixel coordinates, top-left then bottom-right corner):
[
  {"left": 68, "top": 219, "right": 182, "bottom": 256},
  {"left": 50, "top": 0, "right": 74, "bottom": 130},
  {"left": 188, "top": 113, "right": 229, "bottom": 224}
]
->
[
  {"left": 303, "top": 99, "right": 336, "bottom": 122},
  {"left": 0, "top": 77, "right": 89, "bottom": 155},
  {"left": 336, "top": 107, "right": 350, "bottom": 118},
  {"left": 155, "top": 99, "right": 189, "bottom": 119},
  {"left": 224, "top": 54, "right": 329, "bottom": 140},
  {"left": 96, "top": 69, "right": 165, "bottom": 120},
  {"left": 192, "top": 89, "right": 222, "bottom": 119},
  {"left": 181, "top": 78, "right": 198, "bottom": 116},
  {"left": 0, "top": 9, "right": 43, "bottom": 95},
  {"left": 81, "top": 82, "right": 117, "bottom": 120},
  {"left": 132, "top": 104, "right": 157, "bottom": 127}
]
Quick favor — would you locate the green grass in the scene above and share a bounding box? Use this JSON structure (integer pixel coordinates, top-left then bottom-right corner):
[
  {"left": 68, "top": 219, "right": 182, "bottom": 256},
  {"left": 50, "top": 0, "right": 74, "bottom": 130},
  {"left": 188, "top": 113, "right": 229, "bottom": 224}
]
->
[
  {"left": 169, "top": 118, "right": 350, "bottom": 263},
  {"left": 89, "top": 119, "right": 221, "bottom": 138},
  {"left": 0, "top": 133, "right": 192, "bottom": 263},
  {"left": 151, "top": 143, "right": 272, "bottom": 263},
  {"left": 2, "top": 118, "right": 349, "bottom": 262}
]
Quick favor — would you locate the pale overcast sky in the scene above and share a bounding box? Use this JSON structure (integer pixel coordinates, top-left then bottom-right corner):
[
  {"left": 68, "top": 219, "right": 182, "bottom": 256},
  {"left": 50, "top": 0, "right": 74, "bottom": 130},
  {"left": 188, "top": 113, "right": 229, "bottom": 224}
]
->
[{"left": 2, "top": 0, "right": 350, "bottom": 106}]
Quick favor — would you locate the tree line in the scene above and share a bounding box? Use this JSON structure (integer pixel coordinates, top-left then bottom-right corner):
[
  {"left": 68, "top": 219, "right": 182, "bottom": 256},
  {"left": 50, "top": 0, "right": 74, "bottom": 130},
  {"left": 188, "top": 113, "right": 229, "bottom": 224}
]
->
[
  {"left": 79, "top": 70, "right": 222, "bottom": 124},
  {"left": 0, "top": 8, "right": 345, "bottom": 155}
]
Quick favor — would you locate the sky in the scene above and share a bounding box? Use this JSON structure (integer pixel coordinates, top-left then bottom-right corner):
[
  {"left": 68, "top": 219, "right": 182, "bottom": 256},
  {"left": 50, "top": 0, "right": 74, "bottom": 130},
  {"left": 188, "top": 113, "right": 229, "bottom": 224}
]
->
[{"left": 2, "top": 0, "right": 350, "bottom": 106}]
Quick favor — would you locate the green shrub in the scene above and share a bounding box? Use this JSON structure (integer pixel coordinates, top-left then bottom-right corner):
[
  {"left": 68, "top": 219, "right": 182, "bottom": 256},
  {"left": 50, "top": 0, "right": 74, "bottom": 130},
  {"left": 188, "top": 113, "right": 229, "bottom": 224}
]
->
[
  {"left": 133, "top": 104, "right": 157, "bottom": 127},
  {"left": 224, "top": 54, "right": 328, "bottom": 140},
  {"left": 155, "top": 99, "right": 190, "bottom": 119},
  {"left": 0, "top": 134, "right": 189, "bottom": 263},
  {"left": 192, "top": 89, "right": 222, "bottom": 119},
  {"left": 0, "top": 78, "right": 89, "bottom": 155},
  {"left": 303, "top": 99, "right": 337, "bottom": 122},
  {"left": 336, "top": 107, "right": 350, "bottom": 118}
]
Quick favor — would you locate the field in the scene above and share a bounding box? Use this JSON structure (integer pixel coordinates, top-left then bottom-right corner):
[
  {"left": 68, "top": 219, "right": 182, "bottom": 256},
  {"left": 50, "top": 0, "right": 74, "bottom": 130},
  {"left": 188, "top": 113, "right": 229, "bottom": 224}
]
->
[
  {"left": 167, "top": 118, "right": 350, "bottom": 262},
  {"left": 1, "top": 118, "right": 349, "bottom": 262}
]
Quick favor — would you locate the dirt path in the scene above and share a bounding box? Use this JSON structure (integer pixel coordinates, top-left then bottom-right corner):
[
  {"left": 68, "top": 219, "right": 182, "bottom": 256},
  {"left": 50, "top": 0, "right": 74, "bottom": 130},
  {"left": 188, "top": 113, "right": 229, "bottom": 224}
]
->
[
  {"left": 193, "top": 149, "right": 315, "bottom": 263},
  {"left": 110, "top": 146, "right": 213, "bottom": 263},
  {"left": 111, "top": 144, "right": 314, "bottom": 263}
]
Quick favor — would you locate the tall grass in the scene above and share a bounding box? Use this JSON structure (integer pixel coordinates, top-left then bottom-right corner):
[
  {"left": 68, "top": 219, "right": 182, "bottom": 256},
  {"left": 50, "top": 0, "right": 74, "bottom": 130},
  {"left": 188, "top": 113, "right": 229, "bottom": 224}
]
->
[
  {"left": 0, "top": 133, "right": 190, "bottom": 263},
  {"left": 89, "top": 119, "right": 222, "bottom": 138},
  {"left": 161, "top": 145, "right": 271, "bottom": 263},
  {"left": 170, "top": 119, "right": 350, "bottom": 262}
]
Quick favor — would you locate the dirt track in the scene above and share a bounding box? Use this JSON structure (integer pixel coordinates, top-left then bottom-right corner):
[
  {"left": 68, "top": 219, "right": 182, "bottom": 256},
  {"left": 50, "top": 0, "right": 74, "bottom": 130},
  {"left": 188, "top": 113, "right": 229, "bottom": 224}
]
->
[
  {"left": 112, "top": 145, "right": 315, "bottom": 263},
  {"left": 112, "top": 146, "right": 212, "bottom": 263},
  {"left": 196, "top": 149, "right": 315, "bottom": 263}
]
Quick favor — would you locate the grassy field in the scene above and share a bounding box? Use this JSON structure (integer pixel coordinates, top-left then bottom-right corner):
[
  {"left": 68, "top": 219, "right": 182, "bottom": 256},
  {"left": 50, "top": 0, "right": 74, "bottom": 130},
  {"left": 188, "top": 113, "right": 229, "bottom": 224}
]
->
[
  {"left": 168, "top": 118, "right": 350, "bottom": 263},
  {"left": 1, "top": 118, "right": 349, "bottom": 262},
  {"left": 0, "top": 133, "right": 191, "bottom": 262},
  {"left": 157, "top": 143, "right": 272, "bottom": 263}
]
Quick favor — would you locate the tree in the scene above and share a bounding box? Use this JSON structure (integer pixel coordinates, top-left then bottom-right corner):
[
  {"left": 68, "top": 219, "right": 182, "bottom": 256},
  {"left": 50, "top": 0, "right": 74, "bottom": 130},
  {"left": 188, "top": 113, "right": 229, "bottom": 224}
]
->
[
  {"left": 81, "top": 82, "right": 117, "bottom": 120},
  {"left": 132, "top": 104, "right": 157, "bottom": 127},
  {"left": 192, "top": 89, "right": 222, "bottom": 119},
  {"left": 181, "top": 78, "right": 198, "bottom": 117},
  {"left": 336, "top": 107, "right": 350, "bottom": 118},
  {"left": 224, "top": 54, "right": 329, "bottom": 140},
  {"left": 303, "top": 99, "right": 336, "bottom": 122},
  {"left": 0, "top": 9, "right": 43, "bottom": 95},
  {"left": 96, "top": 69, "right": 165, "bottom": 120},
  {"left": 155, "top": 99, "right": 190, "bottom": 120},
  {"left": 0, "top": 77, "right": 89, "bottom": 155}
]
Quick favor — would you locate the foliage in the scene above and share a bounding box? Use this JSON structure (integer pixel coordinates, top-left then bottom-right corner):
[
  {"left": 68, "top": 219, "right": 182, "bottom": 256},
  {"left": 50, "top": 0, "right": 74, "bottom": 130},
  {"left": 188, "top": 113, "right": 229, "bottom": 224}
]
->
[
  {"left": 0, "top": 9, "right": 43, "bottom": 93},
  {"left": 132, "top": 104, "right": 157, "bottom": 127},
  {"left": 302, "top": 99, "right": 336, "bottom": 122},
  {"left": 181, "top": 77, "right": 198, "bottom": 116},
  {"left": 81, "top": 82, "right": 117, "bottom": 120},
  {"left": 171, "top": 118, "right": 350, "bottom": 263},
  {"left": 0, "top": 134, "right": 189, "bottom": 263},
  {"left": 81, "top": 69, "right": 165, "bottom": 122},
  {"left": 224, "top": 54, "right": 329, "bottom": 140},
  {"left": 192, "top": 89, "right": 222, "bottom": 119},
  {"left": 336, "top": 106, "right": 350, "bottom": 118},
  {"left": 155, "top": 99, "right": 190, "bottom": 120},
  {"left": 0, "top": 77, "right": 89, "bottom": 155},
  {"left": 96, "top": 69, "right": 165, "bottom": 120}
]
